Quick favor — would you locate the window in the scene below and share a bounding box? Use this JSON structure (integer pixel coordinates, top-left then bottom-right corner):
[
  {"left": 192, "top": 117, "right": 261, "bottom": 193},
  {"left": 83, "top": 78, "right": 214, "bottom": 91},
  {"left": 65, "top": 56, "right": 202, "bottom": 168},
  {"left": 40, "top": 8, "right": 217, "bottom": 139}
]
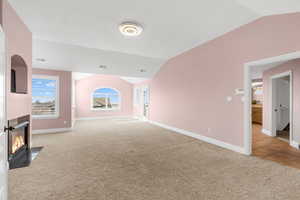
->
[
  {"left": 92, "top": 88, "right": 120, "bottom": 110},
  {"left": 32, "top": 75, "right": 59, "bottom": 118}
]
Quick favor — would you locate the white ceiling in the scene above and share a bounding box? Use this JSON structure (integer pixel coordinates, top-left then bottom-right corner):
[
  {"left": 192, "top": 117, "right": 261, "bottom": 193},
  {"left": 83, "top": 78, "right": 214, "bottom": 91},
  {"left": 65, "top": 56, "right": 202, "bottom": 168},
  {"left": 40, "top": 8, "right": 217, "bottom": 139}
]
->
[
  {"left": 9, "top": 0, "right": 300, "bottom": 77},
  {"left": 33, "top": 40, "right": 164, "bottom": 78},
  {"left": 72, "top": 72, "right": 149, "bottom": 84},
  {"left": 9, "top": 0, "right": 259, "bottom": 59},
  {"left": 236, "top": 0, "right": 300, "bottom": 16}
]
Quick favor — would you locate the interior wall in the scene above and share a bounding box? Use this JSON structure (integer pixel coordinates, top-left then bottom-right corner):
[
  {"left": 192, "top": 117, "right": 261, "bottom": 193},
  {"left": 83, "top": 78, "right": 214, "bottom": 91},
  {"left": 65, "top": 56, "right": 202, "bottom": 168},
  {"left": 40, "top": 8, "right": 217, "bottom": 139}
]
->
[
  {"left": 262, "top": 59, "right": 300, "bottom": 142},
  {"left": 32, "top": 68, "right": 72, "bottom": 130},
  {"left": 2, "top": 0, "right": 32, "bottom": 121},
  {"left": 75, "top": 74, "right": 133, "bottom": 119},
  {"left": 147, "top": 13, "right": 300, "bottom": 148}
]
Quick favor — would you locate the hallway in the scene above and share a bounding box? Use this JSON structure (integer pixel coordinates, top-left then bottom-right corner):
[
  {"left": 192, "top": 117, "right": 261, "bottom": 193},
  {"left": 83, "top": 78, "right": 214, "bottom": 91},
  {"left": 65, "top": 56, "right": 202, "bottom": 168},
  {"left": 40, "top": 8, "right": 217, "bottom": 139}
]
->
[{"left": 252, "top": 124, "right": 300, "bottom": 169}]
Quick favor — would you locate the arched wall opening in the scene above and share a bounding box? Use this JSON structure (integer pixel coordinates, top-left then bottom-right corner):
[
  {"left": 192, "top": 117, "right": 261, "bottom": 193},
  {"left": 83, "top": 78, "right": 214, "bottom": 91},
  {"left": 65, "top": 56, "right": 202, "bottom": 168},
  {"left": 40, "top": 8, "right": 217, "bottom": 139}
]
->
[{"left": 11, "top": 55, "right": 28, "bottom": 94}]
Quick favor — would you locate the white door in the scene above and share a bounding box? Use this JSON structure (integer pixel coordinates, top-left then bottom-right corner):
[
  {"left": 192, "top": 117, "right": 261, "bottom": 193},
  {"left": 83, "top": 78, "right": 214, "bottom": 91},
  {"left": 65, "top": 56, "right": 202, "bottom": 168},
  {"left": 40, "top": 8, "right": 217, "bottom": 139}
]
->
[
  {"left": 275, "top": 78, "right": 290, "bottom": 131},
  {"left": 0, "top": 27, "right": 7, "bottom": 200},
  {"left": 143, "top": 87, "right": 150, "bottom": 119}
]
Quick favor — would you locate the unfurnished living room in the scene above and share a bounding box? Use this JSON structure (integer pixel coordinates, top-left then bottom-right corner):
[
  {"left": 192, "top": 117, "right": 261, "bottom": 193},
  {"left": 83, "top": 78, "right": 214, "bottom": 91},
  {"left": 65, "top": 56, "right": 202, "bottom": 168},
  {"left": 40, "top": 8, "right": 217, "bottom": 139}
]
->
[{"left": 2, "top": 0, "right": 300, "bottom": 200}]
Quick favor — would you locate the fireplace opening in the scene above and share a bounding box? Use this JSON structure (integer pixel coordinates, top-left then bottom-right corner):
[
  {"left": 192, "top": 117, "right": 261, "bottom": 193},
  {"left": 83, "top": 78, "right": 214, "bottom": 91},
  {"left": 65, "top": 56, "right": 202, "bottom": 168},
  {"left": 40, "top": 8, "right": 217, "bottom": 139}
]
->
[
  {"left": 11, "top": 126, "right": 25, "bottom": 154},
  {"left": 8, "top": 115, "right": 31, "bottom": 169}
]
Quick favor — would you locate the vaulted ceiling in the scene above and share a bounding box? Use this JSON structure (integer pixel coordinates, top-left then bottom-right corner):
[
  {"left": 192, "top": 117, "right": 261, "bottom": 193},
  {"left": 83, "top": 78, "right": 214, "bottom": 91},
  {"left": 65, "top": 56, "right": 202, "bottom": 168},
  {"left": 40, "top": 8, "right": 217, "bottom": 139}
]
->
[{"left": 9, "top": 0, "right": 300, "bottom": 77}]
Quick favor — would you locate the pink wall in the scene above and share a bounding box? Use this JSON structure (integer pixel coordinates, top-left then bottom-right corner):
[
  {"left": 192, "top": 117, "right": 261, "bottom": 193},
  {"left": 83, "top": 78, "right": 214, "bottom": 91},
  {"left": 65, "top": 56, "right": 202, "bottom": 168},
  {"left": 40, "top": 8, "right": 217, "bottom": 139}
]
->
[
  {"left": 148, "top": 13, "right": 300, "bottom": 147},
  {"left": 262, "top": 59, "right": 300, "bottom": 142},
  {"left": 76, "top": 74, "right": 133, "bottom": 119},
  {"left": 2, "top": 0, "right": 32, "bottom": 121},
  {"left": 32, "top": 68, "right": 72, "bottom": 130}
]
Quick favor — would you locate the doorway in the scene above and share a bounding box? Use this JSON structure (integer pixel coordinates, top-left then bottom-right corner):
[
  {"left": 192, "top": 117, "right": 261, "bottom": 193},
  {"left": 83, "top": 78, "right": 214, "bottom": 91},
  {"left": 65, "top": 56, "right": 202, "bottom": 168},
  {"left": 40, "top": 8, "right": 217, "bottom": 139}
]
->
[
  {"left": 133, "top": 85, "right": 150, "bottom": 121},
  {"left": 271, "top": 72, "right": 292, "bottom": 144},
  {"left": 244, "top": 52, "right": 300, "bottom": 155},
  {"left": 142, "top": 86, "right": 150, "bottom": 120},
  {"left": 244, "top": 52, "right": 300, "bottom": 169}
]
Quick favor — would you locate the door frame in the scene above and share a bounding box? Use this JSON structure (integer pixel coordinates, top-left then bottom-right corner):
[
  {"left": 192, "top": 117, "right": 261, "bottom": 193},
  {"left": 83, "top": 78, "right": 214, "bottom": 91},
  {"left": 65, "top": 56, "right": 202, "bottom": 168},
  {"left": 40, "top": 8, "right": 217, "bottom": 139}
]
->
[
  {"left": 133, "top": 85, "right": 150, "bottom": 121},
  {"left": 244, "top": 51, "right": 300, "bottom": 155},
  {"left": 0, "top": 25, "right": 8, "bottom": 200},
  {"left": 270, "top": 71, "right": 293, "bottom": 145},
  {"left": 141, "top": 85, "right": 150, "bottom": 121}
]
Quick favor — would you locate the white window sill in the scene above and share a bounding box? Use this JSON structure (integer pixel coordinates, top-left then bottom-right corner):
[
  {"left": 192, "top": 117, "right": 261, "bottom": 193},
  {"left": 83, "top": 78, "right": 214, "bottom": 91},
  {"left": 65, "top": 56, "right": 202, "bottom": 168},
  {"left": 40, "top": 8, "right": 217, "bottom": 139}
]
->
[
  {"left": 32, "top": 115, "right": 60, "bottom": 120},
  {"left": 91, "top": 108, "right": 121, "bottom": 111}
]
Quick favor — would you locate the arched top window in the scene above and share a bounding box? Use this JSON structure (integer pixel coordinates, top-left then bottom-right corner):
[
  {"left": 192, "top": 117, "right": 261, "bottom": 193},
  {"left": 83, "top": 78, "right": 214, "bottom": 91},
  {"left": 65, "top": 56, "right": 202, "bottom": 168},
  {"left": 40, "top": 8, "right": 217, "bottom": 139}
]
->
[{"left": 92, "top": 88, "right": 121, "bottom": 110}]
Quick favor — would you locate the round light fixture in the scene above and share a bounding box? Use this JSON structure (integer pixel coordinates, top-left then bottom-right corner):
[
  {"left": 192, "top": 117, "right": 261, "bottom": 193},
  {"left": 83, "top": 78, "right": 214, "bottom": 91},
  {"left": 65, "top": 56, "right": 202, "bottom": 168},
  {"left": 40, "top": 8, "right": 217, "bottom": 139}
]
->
[
  {"left": 36, "top": 58, "right": 47, "bottom": 63},
  {"left": 119, "top": 22, "right": 143, "bottom": 37},
  {"left": 98, "top": 65, "right": 107, "bottom": 69}
]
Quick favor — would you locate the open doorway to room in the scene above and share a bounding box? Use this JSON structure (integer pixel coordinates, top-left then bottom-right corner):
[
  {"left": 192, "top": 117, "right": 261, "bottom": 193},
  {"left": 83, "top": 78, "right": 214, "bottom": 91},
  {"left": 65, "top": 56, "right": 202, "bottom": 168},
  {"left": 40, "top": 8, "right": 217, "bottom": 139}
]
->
[
  {"left": 133, "top": 85, "right": 150, "bottom": 121},
  {"left": 244, "top": 52, "right": 300, "bottom": 169},
  {"left": 142, "top": 86, "right": 150, "bottom": 120},
  {"left": 271, "top": 72, "right": 292, "bottom": 143}
]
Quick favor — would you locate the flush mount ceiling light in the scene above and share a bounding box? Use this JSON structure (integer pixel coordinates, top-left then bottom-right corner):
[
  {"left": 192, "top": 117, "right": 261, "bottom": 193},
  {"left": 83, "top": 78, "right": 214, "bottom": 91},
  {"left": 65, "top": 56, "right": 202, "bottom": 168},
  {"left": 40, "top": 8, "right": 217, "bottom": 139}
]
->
[
  {"left": 36, "top": 58, "right": 46, "bottom": 63},
  {"left": 98, "top": 65, "right": 107, "bottom": 69},
  {"left": 119, "top": 22, "right": 143, "bottom": 37}
]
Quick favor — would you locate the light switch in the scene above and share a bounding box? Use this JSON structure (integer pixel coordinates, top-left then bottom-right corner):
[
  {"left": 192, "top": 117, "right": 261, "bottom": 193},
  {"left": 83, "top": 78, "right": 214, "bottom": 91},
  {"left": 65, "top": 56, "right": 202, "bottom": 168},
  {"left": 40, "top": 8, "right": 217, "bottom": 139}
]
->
[
  {"left": 226, "top": 96, "right": 232, "bottom": 102},
  {"left": 235, "top": 88, "right": 244, "bottom": 95}
]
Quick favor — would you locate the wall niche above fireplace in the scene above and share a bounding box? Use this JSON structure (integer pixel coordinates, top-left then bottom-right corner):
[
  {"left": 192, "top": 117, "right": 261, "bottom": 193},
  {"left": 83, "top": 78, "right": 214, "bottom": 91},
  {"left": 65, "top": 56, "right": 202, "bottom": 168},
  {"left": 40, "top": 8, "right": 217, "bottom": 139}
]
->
[{"left": 11, "top": 55, "right": 28, "bottom": 94}]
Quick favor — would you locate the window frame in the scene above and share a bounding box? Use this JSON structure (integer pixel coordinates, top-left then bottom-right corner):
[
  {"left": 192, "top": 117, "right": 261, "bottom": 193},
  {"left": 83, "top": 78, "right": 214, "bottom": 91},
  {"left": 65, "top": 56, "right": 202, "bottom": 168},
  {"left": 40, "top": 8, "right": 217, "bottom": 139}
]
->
[
  {"left": 32, "top": 75, "right": 60, "bottom": 119},
  {"left": 91, "top": 87, "right": 121, "bottom": 111}
]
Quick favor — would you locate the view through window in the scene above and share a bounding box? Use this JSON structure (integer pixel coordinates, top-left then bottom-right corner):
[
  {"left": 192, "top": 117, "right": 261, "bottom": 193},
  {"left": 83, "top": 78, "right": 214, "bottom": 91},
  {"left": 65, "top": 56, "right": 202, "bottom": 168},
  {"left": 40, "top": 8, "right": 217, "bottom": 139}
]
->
[
  {"left": 92, "top": 88, "right": 120, "bottom": 110},
  {"left": 32, "top": 76, "right": 58, "bottom": 117}
]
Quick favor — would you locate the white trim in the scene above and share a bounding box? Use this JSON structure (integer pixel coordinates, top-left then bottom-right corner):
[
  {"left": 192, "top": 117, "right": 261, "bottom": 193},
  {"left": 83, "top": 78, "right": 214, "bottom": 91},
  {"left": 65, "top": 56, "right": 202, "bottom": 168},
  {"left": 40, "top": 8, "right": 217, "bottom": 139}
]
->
[
  {"left": 32, "top": 127, "right": 72, "bottom": 135},
  {"left": 0, "top": 26, "right": 7, "bottom": 200},
  {"left": 32, "top": 74, "right": 60, "bottom": 119},
  {"left": 261, "top": 129, "right": 272, "bottom": 136},
  {"left": 244, "top": 51, "right": 300, "bottom": 155},
  {"left": 148, "top": 120, "right": 245, "bottom": 154},
  {"left": 291, "top": 141, "right": 300, "bottom": 149},
  {"left": 32, "top": 115, "right": 59, "bottom": 120},
  {"left": 91, "top": 87, "right": 121, "bottom": 111},
  {"left": 76, "top": 115, "right": 133, "bottom": 121},
  {"left": 270, "top": 71, "right": 291, "bottom": 79}
]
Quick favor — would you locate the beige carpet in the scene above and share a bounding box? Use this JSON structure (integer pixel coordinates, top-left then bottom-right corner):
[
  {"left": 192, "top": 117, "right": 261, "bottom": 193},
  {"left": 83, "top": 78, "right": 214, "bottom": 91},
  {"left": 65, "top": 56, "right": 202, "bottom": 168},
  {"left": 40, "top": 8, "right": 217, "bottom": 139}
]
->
[{"left": 9, "top": 118, "right": 300, "bottom": 200}]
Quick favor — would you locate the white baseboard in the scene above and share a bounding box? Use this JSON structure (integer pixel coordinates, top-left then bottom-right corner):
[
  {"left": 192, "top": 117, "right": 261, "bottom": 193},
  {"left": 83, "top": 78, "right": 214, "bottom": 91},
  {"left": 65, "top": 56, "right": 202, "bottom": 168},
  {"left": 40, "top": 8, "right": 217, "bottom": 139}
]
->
[
  {"left": 261, "top": 128, "right": 272, "bottom": 136},
  {"left": 291, "top": 141, "right": 300, "bottom": 149},
  {"left": 148, "top": 120, "right": 246, "bottom": 154},
  {"left": 32, "top": 127, "right": 73, "bottom": 135},
  {"left": 76, "top": 115, "right": 133, "bottom": 121}
]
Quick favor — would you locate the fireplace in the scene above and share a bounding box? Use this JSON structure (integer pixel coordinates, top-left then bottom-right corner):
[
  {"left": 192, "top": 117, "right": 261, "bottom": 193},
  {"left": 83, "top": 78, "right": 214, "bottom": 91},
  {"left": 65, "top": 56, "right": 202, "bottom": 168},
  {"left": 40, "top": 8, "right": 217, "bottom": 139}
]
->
[{"left": 7, "top": 115, "right": 31, "bottom": 169}]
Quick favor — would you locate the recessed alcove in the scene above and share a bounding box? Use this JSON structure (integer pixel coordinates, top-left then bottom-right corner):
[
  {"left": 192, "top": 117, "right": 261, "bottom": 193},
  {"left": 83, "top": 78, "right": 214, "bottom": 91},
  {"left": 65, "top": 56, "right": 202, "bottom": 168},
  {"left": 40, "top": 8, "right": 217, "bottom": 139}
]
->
[{"left": 11, "top": 55, "right": 28, "bottom": 94}]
